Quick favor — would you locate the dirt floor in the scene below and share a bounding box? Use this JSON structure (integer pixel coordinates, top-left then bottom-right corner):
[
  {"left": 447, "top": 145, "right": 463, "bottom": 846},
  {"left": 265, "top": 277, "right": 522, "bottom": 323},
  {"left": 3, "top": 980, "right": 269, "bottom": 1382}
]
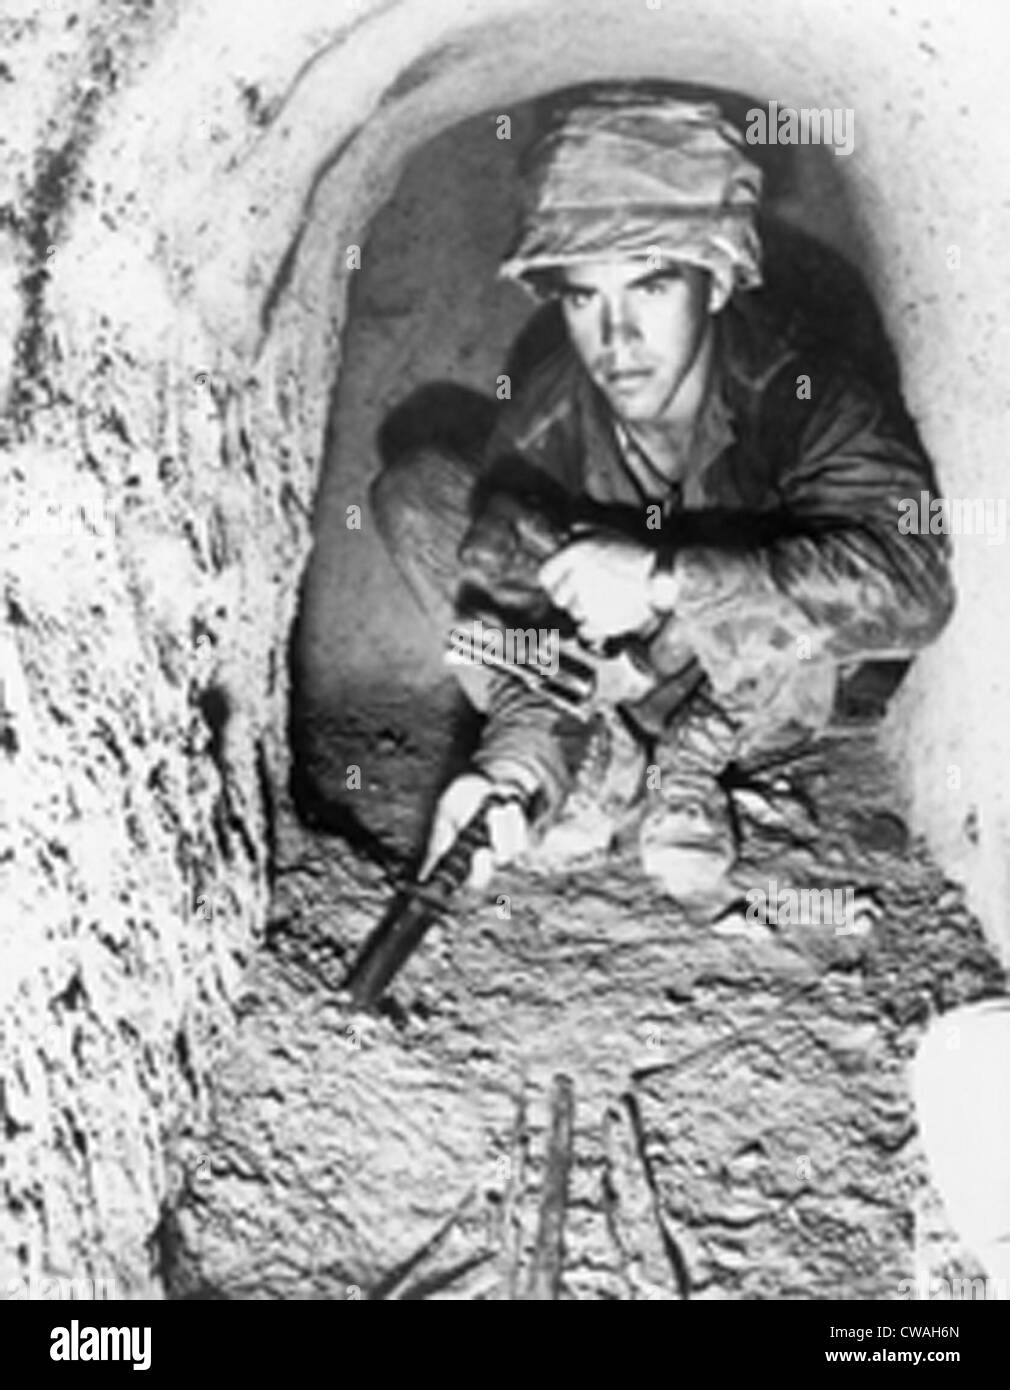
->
[{"left": 164, "top": 730, "right": 1005, "bottom": 1300}]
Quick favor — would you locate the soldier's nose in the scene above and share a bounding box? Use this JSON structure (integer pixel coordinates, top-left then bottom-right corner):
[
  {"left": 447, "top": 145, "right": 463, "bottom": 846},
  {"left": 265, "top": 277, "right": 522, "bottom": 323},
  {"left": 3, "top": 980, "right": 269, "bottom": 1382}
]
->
[
  {"left": 610, "top": 313, "right": 640, "bottom": 345},
  {"left": 599, "top": 303, "right": 615, "bottom": 346}
]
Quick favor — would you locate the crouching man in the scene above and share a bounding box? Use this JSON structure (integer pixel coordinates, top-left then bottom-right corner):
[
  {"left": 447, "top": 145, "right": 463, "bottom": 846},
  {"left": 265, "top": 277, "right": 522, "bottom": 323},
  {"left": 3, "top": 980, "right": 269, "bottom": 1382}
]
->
[{"left": 371, "top": 90, "right": 954, "bottom": 904}]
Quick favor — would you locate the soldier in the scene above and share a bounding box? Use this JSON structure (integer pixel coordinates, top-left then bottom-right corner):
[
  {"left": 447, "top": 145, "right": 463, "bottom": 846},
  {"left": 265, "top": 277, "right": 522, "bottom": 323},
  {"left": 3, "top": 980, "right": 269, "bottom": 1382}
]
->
[{"left": 371, "top": 89, "right": 954, "bottom": 903}]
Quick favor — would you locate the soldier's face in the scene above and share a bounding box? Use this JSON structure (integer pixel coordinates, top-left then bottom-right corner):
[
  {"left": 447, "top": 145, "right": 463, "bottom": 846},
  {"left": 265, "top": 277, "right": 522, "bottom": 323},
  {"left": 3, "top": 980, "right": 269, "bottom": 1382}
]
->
[{"left": 556, "top": 259, "right": 713, "bottom": 422}]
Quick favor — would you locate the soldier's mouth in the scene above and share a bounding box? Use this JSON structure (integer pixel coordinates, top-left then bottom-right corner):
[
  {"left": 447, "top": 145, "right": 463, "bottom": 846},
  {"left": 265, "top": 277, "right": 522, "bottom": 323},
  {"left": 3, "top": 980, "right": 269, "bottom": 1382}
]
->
[{"left": 604, "top": 368, "right": 653, "bottom": 391}]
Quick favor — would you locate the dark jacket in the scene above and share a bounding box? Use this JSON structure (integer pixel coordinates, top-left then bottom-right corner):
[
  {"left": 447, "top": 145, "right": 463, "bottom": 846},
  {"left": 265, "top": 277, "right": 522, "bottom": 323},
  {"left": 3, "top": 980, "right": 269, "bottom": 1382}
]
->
[{"left": 471, "top": 290, "right": 955, "bottom": 804}]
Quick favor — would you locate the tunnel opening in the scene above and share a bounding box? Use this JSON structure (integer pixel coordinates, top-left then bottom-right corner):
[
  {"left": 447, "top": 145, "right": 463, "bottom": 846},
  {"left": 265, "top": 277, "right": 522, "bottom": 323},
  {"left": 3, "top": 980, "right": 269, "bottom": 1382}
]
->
[{"left": 286, "top": 79, "right": 913, "bottom": 866}]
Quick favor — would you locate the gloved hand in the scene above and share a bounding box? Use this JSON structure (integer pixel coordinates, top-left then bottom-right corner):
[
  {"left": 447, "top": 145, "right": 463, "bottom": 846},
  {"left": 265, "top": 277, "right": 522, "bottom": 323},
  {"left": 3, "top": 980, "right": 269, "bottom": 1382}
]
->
[{"left": 419, "top": 771, "right": 531, "bottom": 890}]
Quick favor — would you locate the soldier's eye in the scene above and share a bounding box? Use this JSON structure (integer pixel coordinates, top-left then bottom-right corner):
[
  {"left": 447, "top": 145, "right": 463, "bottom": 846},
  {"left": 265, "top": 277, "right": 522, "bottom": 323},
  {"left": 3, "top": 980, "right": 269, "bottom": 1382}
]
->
[{"left": 561, "top": 288, "right": 593, "bottom": 310}]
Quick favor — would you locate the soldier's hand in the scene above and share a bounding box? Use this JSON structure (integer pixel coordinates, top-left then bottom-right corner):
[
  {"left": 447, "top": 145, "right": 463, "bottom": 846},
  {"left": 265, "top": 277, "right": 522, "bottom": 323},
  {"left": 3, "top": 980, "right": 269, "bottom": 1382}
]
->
[
  {"left": 539, "top": 533, "right": 658, "bottom": 641},
  {"left": 419, "top": 772, "right": 530, "bottom": 890}
]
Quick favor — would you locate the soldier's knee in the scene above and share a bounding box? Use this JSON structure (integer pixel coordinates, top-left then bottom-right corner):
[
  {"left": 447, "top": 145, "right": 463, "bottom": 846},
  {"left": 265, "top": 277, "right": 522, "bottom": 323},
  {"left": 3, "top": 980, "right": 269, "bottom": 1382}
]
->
[
  {"left": 369, "top": 446, "right": 472, "bottom": 550},
  {"left": 637, "top": 832, "right": 735, "bottom": 903},
  {"left": 638, "top": 837, "right": 680, "bottom": 897},
  {"left": 369, "top": 456, "right": 423, "bottom": 547}
]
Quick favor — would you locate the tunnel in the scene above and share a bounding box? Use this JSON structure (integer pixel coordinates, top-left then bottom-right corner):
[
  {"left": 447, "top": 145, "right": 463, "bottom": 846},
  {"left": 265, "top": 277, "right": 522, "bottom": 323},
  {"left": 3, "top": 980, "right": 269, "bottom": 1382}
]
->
[
  {"left": 293, "top": 83, "right": 914, "bottom": 856},
  {"left": 1, "top": 0, "right": 1008, "bottom": 1299}
]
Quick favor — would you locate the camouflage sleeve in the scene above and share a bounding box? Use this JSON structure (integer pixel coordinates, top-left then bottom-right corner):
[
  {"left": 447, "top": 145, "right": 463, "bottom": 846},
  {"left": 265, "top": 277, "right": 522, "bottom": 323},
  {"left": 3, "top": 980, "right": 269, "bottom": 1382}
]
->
[
  {"left": 660, "top": 365, "right": 956, "bottom": 689},
  {"left": 469, "top": 679, "right": 580, "bottom": 813}
]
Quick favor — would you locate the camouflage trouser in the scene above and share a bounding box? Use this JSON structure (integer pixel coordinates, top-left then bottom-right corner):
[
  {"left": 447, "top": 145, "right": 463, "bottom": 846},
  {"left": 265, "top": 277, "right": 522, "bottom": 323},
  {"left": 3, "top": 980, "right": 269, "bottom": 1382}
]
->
[{"left": 371, "top": 443, "right": 870, "bottom": 812}]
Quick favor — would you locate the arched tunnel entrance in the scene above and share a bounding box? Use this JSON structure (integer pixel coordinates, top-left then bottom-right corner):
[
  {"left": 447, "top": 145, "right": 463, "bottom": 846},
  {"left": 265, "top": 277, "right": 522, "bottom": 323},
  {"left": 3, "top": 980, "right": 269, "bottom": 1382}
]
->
[
  {"left": 177, "top": 79, "right": 1005, "bottom": 1298},
  {"left": 289, "top": 83, "right": 906, "bottom": 858},
  {"left": 2, "top": 0, "right": 1008, "bottom": 1304}
]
